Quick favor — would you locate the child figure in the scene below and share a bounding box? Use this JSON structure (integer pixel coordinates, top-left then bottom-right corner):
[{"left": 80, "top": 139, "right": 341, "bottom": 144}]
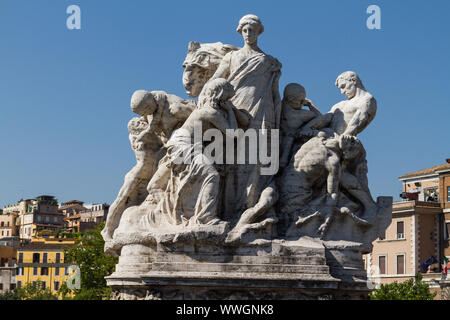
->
[
  {"left": 102, "top": 116, "right": 160, "bottom": 242},
  {"left": 280, "top": 83, "right": 322, "bottom": 168}
]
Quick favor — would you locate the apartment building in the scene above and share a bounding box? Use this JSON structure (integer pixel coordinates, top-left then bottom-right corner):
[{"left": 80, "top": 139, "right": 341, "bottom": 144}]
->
[
  {"left": 16, "top": 196, "right": 65, "bottom": 240},
  {"left": 0, "top": 245, "right": 17, "bottom": 293},
  {"left": 365, "top": 159, "right": 450, "bottom": 296},
  {"left": 16, "top": 237, "right": 76, "bottom": 292},
  {"left": 0, "top": 212, "right": 18, "bottom": 238},
  {"left": 80, "top": 203, "right": 109, "bottom": 224}
]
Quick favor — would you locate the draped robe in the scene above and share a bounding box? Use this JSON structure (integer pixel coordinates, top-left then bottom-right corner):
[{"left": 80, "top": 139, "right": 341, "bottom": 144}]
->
[{"left": 219, "top": 50, "right": 282, "bottom": 218}]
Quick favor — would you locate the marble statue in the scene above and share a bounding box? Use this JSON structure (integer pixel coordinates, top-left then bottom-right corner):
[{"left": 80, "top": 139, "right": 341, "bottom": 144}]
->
[
  {"left": 141, "top": 78, "right": 249, "bottom": 229},
  {"left": 103, "top": 14, "right": 392, "bottom": 300},
  {"left": 102, "top": 90, "right": 195, "bottom": 245},
  {"left": 279, "top": 83, "right": 322, "bottom": 168}
]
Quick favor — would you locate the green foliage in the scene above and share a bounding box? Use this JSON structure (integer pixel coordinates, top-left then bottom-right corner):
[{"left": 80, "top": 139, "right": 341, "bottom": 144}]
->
[
  {"left": 63, "top": 222, "right": 118, "bottom": 300},
  {"left": 369, "top": 273, "right": 437, "bottom": 300},
  {"left": 0, "top": 280, "right": 59, "bottom": 300}
]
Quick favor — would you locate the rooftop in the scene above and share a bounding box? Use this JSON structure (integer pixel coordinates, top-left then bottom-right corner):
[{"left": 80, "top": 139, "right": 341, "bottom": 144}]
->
[
  {"left": 399, "top": 161, "right": 450, "bottom": 180},
  {"left": 18, "top": 242, "right": 75, "bottom": 250}
]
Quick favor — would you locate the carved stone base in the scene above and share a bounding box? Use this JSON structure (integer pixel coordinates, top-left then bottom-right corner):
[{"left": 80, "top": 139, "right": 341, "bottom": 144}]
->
[
  {"left": 106, "top": 237, "right": 371, "bottom": 300},
  {"left": 110, "top": 283, "right": 369, "bottom": 300}
]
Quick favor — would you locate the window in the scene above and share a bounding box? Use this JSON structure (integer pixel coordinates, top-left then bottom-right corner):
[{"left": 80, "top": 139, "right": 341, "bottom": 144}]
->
[
  {"left": 32, "top": 281, "right": 37, "bottom": 289},
  {"left": 54, "top": 217, "right": 58, "bottom": 223},
  {"left": 41, "top": 267, "right": 49, "bottom": 275},
  {"left": 18, "top": 267, "right": 23, "bottom": 276},
  {"left": 379, "top": 256, "right": 386, "bottom": 275},
  {"left": 38, "top": 216, "right": 42, "bottom": 222},
  {"left": 396, "top": 255, "right": 405, "bottom": 274},
  {"left": 32, "top": 253, "right": 40, "bottom": 263},
  {"left": 55, "top": 267, "right": 60, "bottom": 276},
  {"left": 448, "top": 187, "right": 450, "bottom": 202},
  {"left": 17, "top": 281, "right": 22, "bottom": 288},
  {"left": 41, "top": 281, "right": 46, "bottom": 290},
  {"left": 0, "top": 221, "right": 3, "bottom": 227},
  {"left": 397, "top": 221, "right": 405, "bottom": 239},
  {"left": 45, "top": 216, "right": 49, "bottom": 222},
  {"left": 43, "top": 253, "right": 48, "bottom": 263},
  {"left": 64, "top": 267, "right": 69, "bottom": 275},
  {"left": 54, "top": 281, "right": 60, "bottom": 291},
  {"left": 18, "top": 253, "right": 23, "bottom": 263},
  {"left": 33, "top": 267, "right": 38, "bottom": 275},
  {"left": 55, "top": 253, "right": 60, "bottom": 263}
]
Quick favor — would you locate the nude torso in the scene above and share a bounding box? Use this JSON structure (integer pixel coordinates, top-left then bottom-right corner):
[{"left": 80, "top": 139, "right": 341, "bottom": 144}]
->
[{"left": 329, "top": 93, "right": 375, "bottom": 136}]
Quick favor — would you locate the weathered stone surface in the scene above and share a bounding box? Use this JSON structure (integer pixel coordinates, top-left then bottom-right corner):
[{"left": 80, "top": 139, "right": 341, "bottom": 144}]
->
[{"left": 103, "top": 14, "right": 392, "bottom": 300}]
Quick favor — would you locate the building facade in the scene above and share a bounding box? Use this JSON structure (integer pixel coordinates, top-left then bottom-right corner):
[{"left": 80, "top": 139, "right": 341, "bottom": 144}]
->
[
  {"left": 0, "top": 245, "right": 17, "bottom": 293},
  {"left": 365, "top": 159, "right": 450, "bottom": 297},
  {"left": 15, "top": 237, "right": 76, "bottom": 292},
  {"left": 2, "top": 196, "right": 66, "bottom": 241},
  {"left": 0, "top": 212, "right": 18, "bottom": 238}
]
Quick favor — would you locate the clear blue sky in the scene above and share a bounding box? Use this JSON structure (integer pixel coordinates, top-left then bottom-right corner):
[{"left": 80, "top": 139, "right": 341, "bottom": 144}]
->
[{"left": 0, "top": 0, "right": 449, "bottom": 207}]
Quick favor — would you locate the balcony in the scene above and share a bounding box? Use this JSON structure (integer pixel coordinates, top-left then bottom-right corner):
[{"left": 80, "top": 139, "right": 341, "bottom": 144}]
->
[{"left": 394, "top": 200, "right": 441, "bottom": 209}]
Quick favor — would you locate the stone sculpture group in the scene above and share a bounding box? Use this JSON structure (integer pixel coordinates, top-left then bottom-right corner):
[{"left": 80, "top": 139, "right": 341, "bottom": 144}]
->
[{"left": 102, "top": 14, "right": 392, "bottom": 300}]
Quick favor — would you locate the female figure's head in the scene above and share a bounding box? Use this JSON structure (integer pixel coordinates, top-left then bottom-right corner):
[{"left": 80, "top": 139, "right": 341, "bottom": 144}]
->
[{"left": 236, "top": 14, "right": 264, "bottom": 47}]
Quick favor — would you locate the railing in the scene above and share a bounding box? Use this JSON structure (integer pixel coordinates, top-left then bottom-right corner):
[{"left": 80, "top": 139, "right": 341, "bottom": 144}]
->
[{"left": 393, "top": 200, "right": 442, "bottom": 209}]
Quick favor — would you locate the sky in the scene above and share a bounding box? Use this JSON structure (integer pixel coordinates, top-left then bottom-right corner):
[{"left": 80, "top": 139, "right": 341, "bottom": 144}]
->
[{"left": 0, "top": 0, "right": 449, "bottom": 207}]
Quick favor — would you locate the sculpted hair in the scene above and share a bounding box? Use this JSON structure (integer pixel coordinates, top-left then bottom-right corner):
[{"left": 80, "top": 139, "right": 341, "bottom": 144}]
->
[
  {"left": 283, "top": 83, "right": 306, "bottom": 100},
  {"left": 199, "top": 78, "right": 234, "bottom": 108},
  {"left": 236, "top": 14, "right": 264, "bottom": 35},
  {"left": 130, "top": 90, "right": 157, "bottom": 115},
  {"left": 335, "top": 71, "right": 365, "bottom": 90}
]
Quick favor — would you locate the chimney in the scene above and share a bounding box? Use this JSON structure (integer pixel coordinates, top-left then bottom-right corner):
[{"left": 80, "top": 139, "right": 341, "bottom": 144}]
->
[{"left": 447, "top": 159, "right": 450, "bottom": 164}]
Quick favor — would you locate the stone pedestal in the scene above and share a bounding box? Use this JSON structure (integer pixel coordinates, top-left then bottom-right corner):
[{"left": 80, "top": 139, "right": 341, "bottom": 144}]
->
[{"left": 107, "top": 237, "right": 371, "bottom": 300}]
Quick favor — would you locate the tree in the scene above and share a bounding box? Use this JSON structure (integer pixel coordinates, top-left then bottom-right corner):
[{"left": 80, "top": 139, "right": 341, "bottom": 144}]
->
[
  {"left": 0, "top": 280, "right": 59, "bottom": 300},
  {"left": 369, "top": 273, "right": 436, "bottom": 300},
  {"left": 63, "top": 222, "right": 118, "bottom": 300}
]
